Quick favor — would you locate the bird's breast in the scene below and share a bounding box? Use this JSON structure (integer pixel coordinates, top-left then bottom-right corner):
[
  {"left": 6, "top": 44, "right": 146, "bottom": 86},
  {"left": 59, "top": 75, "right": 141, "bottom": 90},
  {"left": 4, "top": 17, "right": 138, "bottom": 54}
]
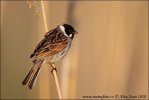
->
[{"left": 46, "top": 38, "right": 72, "bottom": 63}]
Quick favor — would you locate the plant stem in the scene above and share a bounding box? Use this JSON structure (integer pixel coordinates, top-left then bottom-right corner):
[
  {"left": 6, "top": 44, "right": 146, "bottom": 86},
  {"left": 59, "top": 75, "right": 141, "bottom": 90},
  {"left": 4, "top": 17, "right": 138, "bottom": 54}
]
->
[
  {"left": 41, "top": 1, "right": 62, "bottom": 99},
  {"left": 41, "top": 0, "right": 48, "bottom": 31},
  {"left": 51, "top": 63, "right": 62, "bottom": 99}
]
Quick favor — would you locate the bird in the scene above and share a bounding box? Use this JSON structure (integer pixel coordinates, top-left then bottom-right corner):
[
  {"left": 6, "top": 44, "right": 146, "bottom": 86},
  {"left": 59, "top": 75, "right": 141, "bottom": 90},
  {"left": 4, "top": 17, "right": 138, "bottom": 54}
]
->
[{"left": 22, "top": 24, "right": 77, "bottom": 89}]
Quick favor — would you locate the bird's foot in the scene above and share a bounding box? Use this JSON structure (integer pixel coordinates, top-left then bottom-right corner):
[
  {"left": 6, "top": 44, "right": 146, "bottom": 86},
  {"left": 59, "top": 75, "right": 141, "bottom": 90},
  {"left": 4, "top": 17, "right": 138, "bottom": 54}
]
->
[{"left": 51, "top": 67, "right": 57, "bottom": 73}]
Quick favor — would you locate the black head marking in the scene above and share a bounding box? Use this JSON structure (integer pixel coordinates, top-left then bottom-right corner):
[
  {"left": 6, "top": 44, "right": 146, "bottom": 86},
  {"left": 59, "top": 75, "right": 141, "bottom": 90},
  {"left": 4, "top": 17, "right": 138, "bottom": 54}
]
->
[{"left": 63, "top": 24, "right": 77, "bottom": 39}]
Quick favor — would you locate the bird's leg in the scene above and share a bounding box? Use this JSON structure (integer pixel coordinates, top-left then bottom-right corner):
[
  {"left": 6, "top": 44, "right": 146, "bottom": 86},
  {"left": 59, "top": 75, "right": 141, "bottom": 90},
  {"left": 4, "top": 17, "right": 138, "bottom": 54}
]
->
[
  {"left": 51, "top": 67, "right": 57, "bottom": 73},
  {"left": 47, "top": 62, "right": 57, "bottom": 73}
]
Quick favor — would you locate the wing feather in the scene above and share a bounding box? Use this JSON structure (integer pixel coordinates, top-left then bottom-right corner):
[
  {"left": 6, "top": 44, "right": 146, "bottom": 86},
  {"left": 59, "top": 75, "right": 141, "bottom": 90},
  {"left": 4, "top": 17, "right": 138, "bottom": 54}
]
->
[{"left": 30, "top": 28, "right": 68, "bottom": 59}]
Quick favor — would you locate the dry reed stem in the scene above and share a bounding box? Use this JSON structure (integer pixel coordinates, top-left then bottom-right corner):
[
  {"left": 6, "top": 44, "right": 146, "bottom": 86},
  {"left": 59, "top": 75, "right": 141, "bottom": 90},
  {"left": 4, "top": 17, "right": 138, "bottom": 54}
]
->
[{"left": 41, "top": 1, "right": 62, "bottom": 99}]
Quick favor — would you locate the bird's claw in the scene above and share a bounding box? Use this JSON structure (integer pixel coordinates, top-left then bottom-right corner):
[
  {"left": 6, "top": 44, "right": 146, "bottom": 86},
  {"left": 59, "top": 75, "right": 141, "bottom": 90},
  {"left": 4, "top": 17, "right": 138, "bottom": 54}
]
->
[{"left": 51, "top": 67, "right": 57, "bottom": 73}]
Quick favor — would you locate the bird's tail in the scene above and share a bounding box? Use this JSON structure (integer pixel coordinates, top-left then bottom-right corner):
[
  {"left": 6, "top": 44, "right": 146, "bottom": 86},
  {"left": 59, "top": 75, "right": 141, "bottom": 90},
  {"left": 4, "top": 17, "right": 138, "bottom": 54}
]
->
[{"left": 22, "top": 60, "right": 44, "bottom": 89}]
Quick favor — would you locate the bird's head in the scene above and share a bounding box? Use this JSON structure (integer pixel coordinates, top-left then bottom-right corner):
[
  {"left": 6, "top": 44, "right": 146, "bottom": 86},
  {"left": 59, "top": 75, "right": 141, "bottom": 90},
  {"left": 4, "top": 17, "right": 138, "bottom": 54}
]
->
[{"left": 59, "top": 24, "right": 77, "bottom": 39}]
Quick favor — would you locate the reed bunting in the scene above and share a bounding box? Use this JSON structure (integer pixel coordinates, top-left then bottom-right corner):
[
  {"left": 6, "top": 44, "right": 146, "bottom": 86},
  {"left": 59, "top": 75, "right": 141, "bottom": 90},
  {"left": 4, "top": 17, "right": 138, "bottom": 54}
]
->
[{"left": 22, "top": 24, "right": 77, "bottom": 89}]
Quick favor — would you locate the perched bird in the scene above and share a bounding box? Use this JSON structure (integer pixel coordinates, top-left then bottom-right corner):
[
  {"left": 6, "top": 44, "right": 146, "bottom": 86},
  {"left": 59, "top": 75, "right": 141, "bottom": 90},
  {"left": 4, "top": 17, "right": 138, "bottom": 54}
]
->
[{"left": 22, "top": 24, "right": 77, "bottom": 89}]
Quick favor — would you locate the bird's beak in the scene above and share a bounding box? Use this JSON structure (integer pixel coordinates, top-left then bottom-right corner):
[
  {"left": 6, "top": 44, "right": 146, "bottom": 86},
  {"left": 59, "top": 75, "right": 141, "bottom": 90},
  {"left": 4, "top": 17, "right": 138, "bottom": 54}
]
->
[{"left": 74, "top": 31, "right": 78, "bottom": 34}]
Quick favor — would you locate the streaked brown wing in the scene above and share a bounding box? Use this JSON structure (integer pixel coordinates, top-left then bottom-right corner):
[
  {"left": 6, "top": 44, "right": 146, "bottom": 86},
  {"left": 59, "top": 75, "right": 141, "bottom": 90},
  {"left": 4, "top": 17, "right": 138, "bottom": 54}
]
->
[
  {"left": 37, "top": 39, "right": 67, "bottom": 59},
  {"left": 30, "top": 28, "right": 68, "bottom": 59}
]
